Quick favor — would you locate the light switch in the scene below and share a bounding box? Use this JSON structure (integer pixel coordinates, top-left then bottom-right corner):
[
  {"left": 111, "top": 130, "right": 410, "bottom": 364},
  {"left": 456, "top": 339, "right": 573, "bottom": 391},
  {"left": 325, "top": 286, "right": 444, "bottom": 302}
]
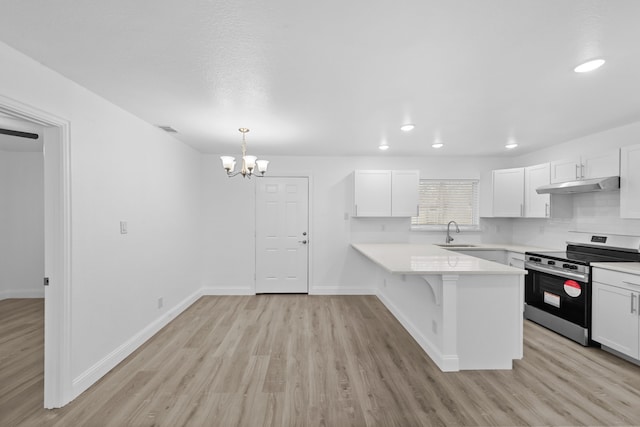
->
[{"left": 120, "top": 221, "right": 128, "bottom": 234}]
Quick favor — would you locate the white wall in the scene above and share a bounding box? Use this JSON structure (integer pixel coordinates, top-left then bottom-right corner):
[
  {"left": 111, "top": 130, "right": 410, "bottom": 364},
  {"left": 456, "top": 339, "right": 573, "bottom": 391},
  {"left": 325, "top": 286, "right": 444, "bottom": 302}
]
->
[
  {"left": 202, "top": 154, "right": 510, "bottom": 294},
  {"left": 504, "top": 120, "right": 640, "bottom": 249},
  {"left": 0, "top": 151, "right": 44, "bottom": 299},
  {"left": 0, "top": 41, "right": 203, "bottom": 397}
]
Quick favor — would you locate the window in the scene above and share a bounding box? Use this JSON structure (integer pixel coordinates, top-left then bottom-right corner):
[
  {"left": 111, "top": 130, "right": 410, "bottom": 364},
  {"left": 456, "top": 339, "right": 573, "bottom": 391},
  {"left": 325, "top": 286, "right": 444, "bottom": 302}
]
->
[{"left": 411, "top": 179, "right": 479, "bottom": 229}]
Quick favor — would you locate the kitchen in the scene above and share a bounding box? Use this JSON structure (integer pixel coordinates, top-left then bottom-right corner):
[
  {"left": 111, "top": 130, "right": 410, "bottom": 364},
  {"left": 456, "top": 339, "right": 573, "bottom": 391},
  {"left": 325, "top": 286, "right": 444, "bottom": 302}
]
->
[{"left": 2, "top": 1, "right": 640, "bottom": 424}]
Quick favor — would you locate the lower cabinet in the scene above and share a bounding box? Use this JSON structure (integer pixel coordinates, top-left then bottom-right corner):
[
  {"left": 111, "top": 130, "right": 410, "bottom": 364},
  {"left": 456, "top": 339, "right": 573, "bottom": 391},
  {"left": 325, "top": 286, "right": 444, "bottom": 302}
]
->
[
  {"left": 507, "top": 252, "right": 525, "bottom": 269},
  {"left": 592, "top": 268, "right": 640, "bottom": 360},
  {"left": 455, "top": 250, "right": 507, "bottom": 264}
]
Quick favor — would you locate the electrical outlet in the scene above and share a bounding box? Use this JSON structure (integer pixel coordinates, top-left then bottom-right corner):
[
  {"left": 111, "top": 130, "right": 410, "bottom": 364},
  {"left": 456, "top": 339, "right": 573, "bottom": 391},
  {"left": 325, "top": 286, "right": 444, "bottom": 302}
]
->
[
  {"left": 158, "top": 297, "right": 163, "bottom": 309},
  {"left": 120, "top": 221, "right": 128, "bottom": 234}
]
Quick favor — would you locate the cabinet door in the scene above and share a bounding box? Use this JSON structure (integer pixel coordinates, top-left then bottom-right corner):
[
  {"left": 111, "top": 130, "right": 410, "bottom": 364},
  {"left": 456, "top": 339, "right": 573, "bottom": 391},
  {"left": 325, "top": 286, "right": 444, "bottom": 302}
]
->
[
  {"left": 455, "top": 250, "right": 507, "bottom": 264},
  {"left": 583, "top": 149, "right": 620, "bottom": 179},
  {"left": 550, "top": 158, "right": 580, "bottom": 183},
  {"left": 592, "top": 282, "right": 639, "bottom": 358},
  {"left": 524, "top": 163, "right": 550, "bottom": 218},
  {"left": 621, "top": 144, "right": 640, "bottom": 218},
  {"left": 492, "top": 168, "right": 524, "bottom": 217},
  {"left": 507, "top": 252, "right": 525, "bottom": 269},
  {"left": 391, "top": 170, "right": 419, "bottom": 217},
  {"left": 354, "top": 170, "right": 391, "bottom": 216}
]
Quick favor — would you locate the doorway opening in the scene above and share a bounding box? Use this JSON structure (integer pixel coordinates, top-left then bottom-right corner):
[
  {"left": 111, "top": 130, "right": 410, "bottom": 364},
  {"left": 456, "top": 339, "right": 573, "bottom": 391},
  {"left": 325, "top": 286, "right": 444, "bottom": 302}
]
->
[{"left": 0, "top": 96, "right": 72, "bottom": 408}]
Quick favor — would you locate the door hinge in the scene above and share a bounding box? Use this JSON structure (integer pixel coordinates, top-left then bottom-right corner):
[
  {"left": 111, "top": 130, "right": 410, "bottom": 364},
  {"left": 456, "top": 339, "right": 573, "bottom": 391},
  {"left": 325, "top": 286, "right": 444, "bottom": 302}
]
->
[{"left": 44, "top": 277, "right": 50, "bottom": 286}]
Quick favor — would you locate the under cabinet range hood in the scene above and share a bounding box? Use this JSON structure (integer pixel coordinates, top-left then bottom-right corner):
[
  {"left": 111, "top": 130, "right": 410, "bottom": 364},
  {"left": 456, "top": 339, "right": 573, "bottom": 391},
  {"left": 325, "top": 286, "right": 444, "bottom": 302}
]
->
[{"left": 536, "top": 176, "right": 620, "bottom": 195}]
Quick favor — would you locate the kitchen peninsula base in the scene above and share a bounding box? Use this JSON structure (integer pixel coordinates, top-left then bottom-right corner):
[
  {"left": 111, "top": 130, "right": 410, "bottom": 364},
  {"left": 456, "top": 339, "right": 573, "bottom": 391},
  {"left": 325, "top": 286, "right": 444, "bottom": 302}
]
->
[{"left": 352, "top": 243, "right": 525, "bottom": 372}]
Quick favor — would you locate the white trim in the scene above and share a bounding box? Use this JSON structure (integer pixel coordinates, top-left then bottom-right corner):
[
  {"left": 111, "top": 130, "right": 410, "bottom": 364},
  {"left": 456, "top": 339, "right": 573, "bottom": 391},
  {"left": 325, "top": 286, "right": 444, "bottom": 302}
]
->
[
  {"left": 375, "top": 291, "right": 458, "bottom": 372},
  {"left": 0, "top": 95, "right": 73, "bottom": 408},
  {"left": 202, "top": 287, "right": 255, "bottom": 296},
  {"left": 72, "top": 289, "right": 202, "bottom": 397},
  {"left": 0, "top": 289, "right": 45, "bottom": 299},
  {"left": 310, "top": 286, "right": 377, "bottom": 295}
]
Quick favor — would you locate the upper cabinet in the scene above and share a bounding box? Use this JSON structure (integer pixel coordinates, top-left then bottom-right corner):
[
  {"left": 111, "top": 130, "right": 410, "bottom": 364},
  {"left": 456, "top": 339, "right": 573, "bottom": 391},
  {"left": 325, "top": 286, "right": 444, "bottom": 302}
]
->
[
  {"left": 524, "top": 163, "right": 551, "bottom": 218},
  {"left": 621, "top": 144, "right": 640, "bottom": 218},
  {"left": 390, "top": 170, "right": 421, "bottom": 217},
  {"left": 492, "top": 168, "right": 525, "bottom": 217},
  {"left": 353, "top": 170, "right": 419, "bottom": 217},
  {"left": 550, "top": 150, "right": 620, "bottom": 183},
  {"left": 487, "top": 164, "right": 550, "bottom": 218}
]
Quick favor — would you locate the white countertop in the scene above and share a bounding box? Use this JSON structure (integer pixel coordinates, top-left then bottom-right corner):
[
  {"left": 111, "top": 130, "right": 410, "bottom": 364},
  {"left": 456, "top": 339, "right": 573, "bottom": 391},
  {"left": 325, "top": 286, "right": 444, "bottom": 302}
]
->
[
  {"left": 352, "top": 243, "right": 527, "bottom": 275},
  {"left": 592, "top": 262, "right": 640, "bottom": 275}
]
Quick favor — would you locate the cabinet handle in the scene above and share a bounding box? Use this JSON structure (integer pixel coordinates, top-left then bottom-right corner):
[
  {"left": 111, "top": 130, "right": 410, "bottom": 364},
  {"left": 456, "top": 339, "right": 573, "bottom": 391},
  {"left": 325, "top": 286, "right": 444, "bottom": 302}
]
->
[
  {"left": 575, "top": 164, "right": 580, "bottom": 179},
  {"left": 416, "top": 205, "right": 419, "bottom": 216},
  {"left": 520, "top": 204, "right": 524, "bottom": 217},
  {"left": 631, "top": 293, "right": 636, "bottom": 314},
  {"left": 580, "top": 163, "right": 585, "bottom": 179},
  {"left": 545, "top": 203, "right": 549, "bottom": 217},
  {"left": 355, "top": 204, "right": 358, "bottom": 216}
]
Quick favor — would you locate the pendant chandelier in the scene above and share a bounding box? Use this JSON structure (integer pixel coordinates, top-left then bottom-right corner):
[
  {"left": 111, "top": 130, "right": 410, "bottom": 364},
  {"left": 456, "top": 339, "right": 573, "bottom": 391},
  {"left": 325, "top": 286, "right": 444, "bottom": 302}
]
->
[{"left": 220, "top": 128, "right": 269, "bottom": 178}]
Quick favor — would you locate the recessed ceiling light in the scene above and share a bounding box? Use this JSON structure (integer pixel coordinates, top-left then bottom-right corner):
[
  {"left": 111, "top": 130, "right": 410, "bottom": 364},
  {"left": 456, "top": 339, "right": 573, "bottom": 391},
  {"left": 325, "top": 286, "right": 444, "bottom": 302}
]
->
[
  {"left": 574, "top": 58, "right": 605, "bottom": 73},
  {"left": 379, "top": 143, "right": 390, "bottom": 151},
  {"left": 505, "top": 143, "right": 518, "bottom": 149},
  {"left": 432, "top": 142, "right": 444, "bottom": 149},
  {"left": 400, "top": 124, "right": 415, "bottom": 132}
]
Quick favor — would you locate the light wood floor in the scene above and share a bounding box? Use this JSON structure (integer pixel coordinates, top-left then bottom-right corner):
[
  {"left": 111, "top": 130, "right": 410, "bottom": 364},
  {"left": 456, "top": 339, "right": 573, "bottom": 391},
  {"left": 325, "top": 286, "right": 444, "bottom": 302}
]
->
[{"left": 2, "top": 296, "right": 640, "bottom": 426}]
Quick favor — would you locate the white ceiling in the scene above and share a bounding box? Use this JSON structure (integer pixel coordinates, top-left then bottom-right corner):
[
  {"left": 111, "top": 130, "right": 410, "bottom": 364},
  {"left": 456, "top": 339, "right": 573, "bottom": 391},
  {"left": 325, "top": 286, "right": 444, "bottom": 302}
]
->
[{"left": 0, "top": 1, "right": 638, "bottom": 157}]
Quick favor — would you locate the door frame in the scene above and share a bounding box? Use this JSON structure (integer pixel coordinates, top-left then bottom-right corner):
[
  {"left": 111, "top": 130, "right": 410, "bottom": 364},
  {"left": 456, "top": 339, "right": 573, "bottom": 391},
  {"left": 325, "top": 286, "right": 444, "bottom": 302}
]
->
[
  {"left": 0, "top": 95, "right": 72, "bottom": 408},
  {"left": 254, "top": 173, "right": 313, "bottom": 294}
]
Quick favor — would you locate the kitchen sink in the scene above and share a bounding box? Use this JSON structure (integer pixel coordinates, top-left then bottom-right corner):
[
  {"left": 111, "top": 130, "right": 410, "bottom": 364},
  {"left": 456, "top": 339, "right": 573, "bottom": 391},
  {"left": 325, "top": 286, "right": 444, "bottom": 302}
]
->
[{"left": 434, "top": 243, "right": 477, "bottom": 248}]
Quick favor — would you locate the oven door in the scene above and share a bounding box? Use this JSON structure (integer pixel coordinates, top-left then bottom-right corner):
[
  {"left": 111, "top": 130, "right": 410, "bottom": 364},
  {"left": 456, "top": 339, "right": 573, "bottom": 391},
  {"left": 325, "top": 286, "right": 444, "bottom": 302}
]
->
[{"left": 525, "top": 265, "right": 590, "bottom": 328}]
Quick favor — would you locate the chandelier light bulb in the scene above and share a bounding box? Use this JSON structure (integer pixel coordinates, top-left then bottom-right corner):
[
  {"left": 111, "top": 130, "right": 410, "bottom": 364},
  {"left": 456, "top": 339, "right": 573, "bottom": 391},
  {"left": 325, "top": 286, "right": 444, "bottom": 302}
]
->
[{"left": 221, "top": 128, "right": 268, "bottom": 178}]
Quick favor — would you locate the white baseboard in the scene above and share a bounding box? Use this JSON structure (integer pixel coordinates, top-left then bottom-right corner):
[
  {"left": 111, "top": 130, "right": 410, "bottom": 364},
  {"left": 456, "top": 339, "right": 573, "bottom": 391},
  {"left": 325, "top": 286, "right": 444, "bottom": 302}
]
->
[
  {"left": 71, "top": 288, "right": 203, "bottom": 399},
  {"left": 0, "top": 288, "right": 45, "bottom": 300},
  {"left": 375, "top": 291, "right": 458, "bottom": 372},
  {"left": 310, "top": 286, "right": 377, "bottom": 295},
  {"left": 201, "top": 287, "right": 254, "bottom": 296}
]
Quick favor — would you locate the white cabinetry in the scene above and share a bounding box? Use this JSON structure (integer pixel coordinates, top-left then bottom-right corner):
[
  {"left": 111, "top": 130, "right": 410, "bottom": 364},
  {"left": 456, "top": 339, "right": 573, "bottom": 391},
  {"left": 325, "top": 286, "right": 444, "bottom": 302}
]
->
[
  {"left": 524, "top": 163, "right": 550, "bottom": 218},
  {"left": 391, "top": 170, "right": 420, "bottom": 217},
  {"left": 507, "top": 252, "right": 525, "bottom": 269},
  {"left": 488, "top": 165, "right": 550, "bottom": 218},
  {"left": 492, "top": 168, "right": 525, "bottom": 217},
  {"left": 621, "top": 144, "right": 640, "bottom": 218},
  {"left": 455, "top": 250, "right": 507, "bottom": 264},
  {"left": 592, "top": 268, "right": 640, "bottom": 360},
  {"left": 353, "top": 170, "right": 418, "bottom": 217},
  {"left": 550, "top": 150, "right": 620, "bottom": 183}
]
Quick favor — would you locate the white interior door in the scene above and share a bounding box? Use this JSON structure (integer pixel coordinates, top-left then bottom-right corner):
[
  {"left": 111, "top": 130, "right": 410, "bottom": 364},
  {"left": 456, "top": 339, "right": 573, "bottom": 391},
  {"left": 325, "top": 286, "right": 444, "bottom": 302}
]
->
[{"left": 255, "top": 177, "right": 309, "bottom": 293}]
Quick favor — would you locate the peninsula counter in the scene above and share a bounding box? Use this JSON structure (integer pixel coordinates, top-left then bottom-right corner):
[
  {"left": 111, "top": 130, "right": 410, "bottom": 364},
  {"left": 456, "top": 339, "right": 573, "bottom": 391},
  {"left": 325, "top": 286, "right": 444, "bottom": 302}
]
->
[{"left": 352, "top": 243, "right": 527, "bottom": 372}]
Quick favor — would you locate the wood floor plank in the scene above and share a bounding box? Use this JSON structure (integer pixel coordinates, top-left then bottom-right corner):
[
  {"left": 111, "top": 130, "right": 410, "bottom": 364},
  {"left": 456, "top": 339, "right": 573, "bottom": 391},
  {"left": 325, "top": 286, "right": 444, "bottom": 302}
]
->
[{"left": 2, "top": 295, "right": 640, "bottom": 426}]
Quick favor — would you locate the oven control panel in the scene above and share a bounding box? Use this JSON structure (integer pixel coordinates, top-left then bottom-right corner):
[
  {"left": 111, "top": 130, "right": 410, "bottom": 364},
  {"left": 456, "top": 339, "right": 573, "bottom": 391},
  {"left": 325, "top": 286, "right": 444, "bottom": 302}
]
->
[{"left": 525, "top": 254, "right": 589, "bottom": 282}]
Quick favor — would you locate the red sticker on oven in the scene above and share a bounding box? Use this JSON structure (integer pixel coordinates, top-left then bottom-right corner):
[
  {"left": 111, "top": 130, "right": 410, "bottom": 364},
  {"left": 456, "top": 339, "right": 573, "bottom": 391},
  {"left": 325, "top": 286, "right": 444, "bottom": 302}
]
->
[{"left": 564, "top": 280, "right": 582, "bottom": 297}]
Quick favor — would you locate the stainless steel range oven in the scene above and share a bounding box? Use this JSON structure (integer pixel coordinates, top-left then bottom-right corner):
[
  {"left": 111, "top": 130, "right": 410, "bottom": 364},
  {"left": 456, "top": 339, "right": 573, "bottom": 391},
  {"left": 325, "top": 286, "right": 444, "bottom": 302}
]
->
[{"left": 525, "top": 232, "right": 640, "bottom": 346}]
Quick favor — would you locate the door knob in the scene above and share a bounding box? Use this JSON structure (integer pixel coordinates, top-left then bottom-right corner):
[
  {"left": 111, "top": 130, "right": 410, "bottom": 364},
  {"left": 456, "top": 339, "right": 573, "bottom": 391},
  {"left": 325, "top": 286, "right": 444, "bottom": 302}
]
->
[
  {"left": 299, "top": 240, "right": 308, "bottom": 244},
  {"left": 302, "top": 232, "right": 307, "bottom": 236}
]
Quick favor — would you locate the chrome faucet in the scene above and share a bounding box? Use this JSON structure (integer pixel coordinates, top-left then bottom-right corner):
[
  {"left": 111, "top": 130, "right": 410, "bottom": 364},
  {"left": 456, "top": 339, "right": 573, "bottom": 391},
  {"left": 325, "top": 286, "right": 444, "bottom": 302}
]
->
[{"left": 446, "top": 220, "right": 460, "bottom": 244}]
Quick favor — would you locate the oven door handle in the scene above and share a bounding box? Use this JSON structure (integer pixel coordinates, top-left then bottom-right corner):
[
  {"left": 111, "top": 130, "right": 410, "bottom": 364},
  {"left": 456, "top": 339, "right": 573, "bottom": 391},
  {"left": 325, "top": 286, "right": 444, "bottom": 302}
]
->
[{"left": 525, "top": 262, "right": 588, "bottom": 282}]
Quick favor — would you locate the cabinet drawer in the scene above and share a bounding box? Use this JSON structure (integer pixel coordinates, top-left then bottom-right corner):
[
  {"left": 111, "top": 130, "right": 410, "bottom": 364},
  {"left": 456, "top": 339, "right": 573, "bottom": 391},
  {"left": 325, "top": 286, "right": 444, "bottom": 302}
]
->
[{"left": 593, "top": 268, "right": 640, "bottom": 290}]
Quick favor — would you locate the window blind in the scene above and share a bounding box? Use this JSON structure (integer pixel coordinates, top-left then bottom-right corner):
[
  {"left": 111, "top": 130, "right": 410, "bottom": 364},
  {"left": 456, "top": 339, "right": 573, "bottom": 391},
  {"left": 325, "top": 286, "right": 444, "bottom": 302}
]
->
[{"left": 411, "top": 179, "right": 479, "bottom": 226}]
